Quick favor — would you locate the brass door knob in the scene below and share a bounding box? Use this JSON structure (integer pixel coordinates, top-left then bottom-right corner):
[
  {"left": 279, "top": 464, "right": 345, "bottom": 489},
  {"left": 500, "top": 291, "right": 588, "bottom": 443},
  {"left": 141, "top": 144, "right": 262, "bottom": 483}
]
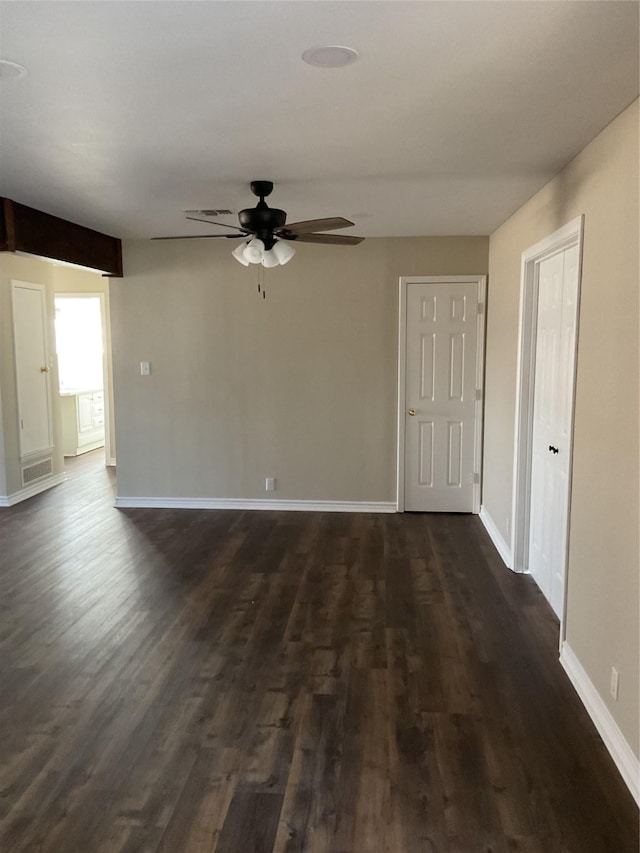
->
[
  {"left": 40, "top": 366, "right": 49, "bottom": 373},
  {"left": 408, "top": 408, "right": 416, "bottom": 416}
]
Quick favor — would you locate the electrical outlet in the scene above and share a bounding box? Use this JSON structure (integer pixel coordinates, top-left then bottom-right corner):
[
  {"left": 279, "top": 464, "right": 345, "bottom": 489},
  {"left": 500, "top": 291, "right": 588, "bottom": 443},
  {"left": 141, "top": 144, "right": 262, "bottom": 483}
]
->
[
  {"left": 140, "top": 361, "right": 151, "bottom": 376},
  {"left": 610, "top": 667, "right": 620, "bottom": 701},
  {"left": 265, "top": 477, "right": 276, "bottom": 492}
]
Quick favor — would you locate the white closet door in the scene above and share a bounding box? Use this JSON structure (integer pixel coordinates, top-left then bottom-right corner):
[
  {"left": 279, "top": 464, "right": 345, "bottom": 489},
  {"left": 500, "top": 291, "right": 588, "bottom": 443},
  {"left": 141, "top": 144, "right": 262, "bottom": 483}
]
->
[
  {"left": 528, "top": 245, "right": 579, "bottom": 616},
  {"left": 12, "top": 281, "right": 53, "bottom": 458}
]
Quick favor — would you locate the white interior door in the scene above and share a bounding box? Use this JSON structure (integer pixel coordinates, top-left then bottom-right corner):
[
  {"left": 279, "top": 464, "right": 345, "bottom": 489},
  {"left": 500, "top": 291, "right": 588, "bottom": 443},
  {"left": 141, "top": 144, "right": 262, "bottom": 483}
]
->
[
  {"left": 402, "top": 279, "right": 481, "bottom": 512},
  {"left": 12, "top": 281, "right": 53, "bottom": 458},
  {"left": 528, "top": 245, "right": 579, "bottom": 616}
]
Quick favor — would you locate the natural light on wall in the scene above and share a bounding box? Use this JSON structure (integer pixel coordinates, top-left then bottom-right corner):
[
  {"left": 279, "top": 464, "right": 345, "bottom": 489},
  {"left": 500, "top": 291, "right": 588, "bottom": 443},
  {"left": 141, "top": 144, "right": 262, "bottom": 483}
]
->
[{"left": 54, "top": 296, "right": 104, "bottom": 392}]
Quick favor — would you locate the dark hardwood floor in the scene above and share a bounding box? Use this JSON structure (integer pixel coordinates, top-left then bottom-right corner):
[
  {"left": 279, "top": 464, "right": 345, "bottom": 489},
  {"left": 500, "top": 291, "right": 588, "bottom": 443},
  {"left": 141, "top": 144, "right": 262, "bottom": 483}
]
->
[{"left": 0, "top": 451, "right": 637, "bottom": 852}]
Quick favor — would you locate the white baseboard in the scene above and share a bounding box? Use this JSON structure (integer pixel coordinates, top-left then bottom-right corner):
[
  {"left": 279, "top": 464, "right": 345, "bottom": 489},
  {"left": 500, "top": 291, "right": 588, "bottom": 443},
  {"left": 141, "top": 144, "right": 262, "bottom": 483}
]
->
[
  {"left": 560, "top": 641, "right": 639, "bottom": 805},
  {"left": 0, "top": 473, "right": 66, "bottom": 507},
  {"left": 114, "top": 496, "right": 397, "bottom": 513},
  {"left": 479, "top": 505, "right": 513, "bottom": 569}
]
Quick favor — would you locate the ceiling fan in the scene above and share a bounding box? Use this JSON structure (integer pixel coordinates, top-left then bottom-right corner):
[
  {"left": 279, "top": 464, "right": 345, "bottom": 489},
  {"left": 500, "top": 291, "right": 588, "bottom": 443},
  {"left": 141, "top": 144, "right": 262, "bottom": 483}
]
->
[{"left": 152, "top": 180, "right": 364, "bottom": 267}]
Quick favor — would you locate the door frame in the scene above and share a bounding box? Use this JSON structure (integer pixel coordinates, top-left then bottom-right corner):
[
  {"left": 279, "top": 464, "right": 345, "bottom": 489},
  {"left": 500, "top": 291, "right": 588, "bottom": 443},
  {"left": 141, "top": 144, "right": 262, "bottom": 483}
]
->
[
  {"left": 511, "top": 215, "right": 584, "bottom": 641},
  {"left": 397, "top": 275, "right": 487, "bottom": 513}
]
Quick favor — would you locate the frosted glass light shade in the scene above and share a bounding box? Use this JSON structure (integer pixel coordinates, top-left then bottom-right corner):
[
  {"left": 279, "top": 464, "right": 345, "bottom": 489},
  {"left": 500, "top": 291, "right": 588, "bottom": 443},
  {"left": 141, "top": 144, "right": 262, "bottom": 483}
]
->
[
  {"left": 232, "top": 241, "right": 250, "bottom": 266},
  {"left": 243, "top": 238, "right": 265, "bottom": 264},
  {"left": 262, "top": 248, "right": 279, "bottom": 268},
  {"left": 273, "top": 240, "right": 295, "bottom": 265}
]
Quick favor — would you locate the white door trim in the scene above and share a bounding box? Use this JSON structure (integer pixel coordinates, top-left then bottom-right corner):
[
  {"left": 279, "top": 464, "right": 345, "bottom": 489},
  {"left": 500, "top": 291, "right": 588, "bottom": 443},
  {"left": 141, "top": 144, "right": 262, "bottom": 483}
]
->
[
  {"left": 397, "top": 275, "right": 486, "bottom": 513},
  {"left": 511, "top": 215, "right": 584, "bottom": 642}
]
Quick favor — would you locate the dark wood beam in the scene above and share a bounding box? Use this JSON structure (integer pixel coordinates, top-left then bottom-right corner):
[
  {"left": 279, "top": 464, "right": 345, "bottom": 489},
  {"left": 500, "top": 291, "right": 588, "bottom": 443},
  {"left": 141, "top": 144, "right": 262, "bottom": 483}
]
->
[
  {"left": 0, "top": 198, "right": 123, "bottom": 277},
  {"left": 0, "top": 198, "right": 17, "bottom": 252}
]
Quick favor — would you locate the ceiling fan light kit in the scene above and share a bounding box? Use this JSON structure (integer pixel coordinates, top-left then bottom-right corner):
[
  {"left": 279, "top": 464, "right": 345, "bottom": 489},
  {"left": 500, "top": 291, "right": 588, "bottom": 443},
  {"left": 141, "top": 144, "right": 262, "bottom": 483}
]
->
[
  {"left": 231, "top": 234, "right": 295, "bottom": 268},
  {"left": 153, "top": 180, "right": 363, "bottom": 268},
  {"left": 243, "top": 237, "right": 265, "bottom": 264},
  {"left": 231, "top": 242, "right": 250, "bottom": 266},
  {"left": 272, "top": 239, "right": 296, "bottom": 265},
  {"left": 261, "top": 247, "right": 280, "bottom": 269}
]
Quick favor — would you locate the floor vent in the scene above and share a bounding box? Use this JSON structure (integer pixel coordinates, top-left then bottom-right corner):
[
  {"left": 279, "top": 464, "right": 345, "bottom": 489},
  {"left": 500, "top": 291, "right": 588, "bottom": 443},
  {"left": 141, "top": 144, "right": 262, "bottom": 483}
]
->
[{"left": 22, "top": 458, "right": 53, "bottom": 486}]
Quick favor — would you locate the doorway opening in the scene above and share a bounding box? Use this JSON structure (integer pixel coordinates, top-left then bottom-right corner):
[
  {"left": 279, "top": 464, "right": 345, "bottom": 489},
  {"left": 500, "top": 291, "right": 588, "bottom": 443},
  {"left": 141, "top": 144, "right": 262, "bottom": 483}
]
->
[{"left": 54, "top": 294, "right": 111, "bottom": 468}]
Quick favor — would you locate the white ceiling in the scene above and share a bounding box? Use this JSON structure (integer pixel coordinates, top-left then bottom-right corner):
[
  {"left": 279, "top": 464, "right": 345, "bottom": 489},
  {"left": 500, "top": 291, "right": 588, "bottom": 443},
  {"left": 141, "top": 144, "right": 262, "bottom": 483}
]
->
[{"left": 0, "top": 1, "right": 638, "bottom": 240}]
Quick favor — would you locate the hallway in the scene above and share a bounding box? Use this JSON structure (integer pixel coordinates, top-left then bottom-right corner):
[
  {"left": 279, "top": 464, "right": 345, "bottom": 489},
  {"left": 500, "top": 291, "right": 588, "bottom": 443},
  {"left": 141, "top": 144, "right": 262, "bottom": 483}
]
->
[{"left": 0, "top": 454, "right": 637, "bottom": 852}]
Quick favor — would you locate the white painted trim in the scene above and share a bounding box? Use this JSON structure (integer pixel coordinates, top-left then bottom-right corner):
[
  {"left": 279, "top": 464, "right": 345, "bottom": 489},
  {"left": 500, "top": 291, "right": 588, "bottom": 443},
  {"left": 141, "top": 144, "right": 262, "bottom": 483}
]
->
[
  {"left": 397, "top": 275, "right": 487, "bottom": 514},
  {"left": 560, "top": 641, "right": 640, "bottom": 806},
  {"left": 114, "top": 497, "right": 398, "bottom": 513},
  {"left": 473, "top": 276, "right": 487, "bottom": 515},
  {"left": 522, "top": 216, "right": 586, "bottom": 264},
  {"left": 0, "top": 473, "right": 66, "bottom": 507},
  {"left": 396, "top": 281, "right": 408, "bottom": 512},
  {"left": 106, "top": 457, "right": 116, "bottom": 467},
  {"left": 511, "top": 216, "right": 584, "bottom": 643},
  {"left": 479, "top": 505, "right": 513, "bottom": 569}
]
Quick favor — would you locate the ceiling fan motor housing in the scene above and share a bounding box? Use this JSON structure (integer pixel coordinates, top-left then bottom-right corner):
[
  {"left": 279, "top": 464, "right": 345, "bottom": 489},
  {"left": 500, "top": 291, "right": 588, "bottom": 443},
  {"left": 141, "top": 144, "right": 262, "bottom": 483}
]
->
[
  {"left": 237, "top": 180, "right": 285, "bottom": 248},
  {"left": 239, "top": 204, "right": 287, "bottom": 249}
]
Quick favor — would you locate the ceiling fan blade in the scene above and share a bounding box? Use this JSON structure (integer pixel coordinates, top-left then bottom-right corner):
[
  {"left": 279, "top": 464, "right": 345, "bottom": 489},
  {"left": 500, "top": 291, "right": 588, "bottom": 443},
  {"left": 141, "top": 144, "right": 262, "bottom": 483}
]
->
[
  {"left": 185, "top": 215, "right": 251, "bottom": 233},
  {"left": 283, "top": 233, "right": 364, "bottom": 245},
  {"left": 151, "top": 233, "right": 246, "bottom": 241},
  {"left": 280, "top": 217, "right": 354, "bottom": 234}
]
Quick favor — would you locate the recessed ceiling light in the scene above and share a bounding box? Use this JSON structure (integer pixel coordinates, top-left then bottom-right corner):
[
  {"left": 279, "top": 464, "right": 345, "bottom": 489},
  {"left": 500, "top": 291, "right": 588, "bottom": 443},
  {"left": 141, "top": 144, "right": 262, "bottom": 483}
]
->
[
  {"left": 302, "top": 45, "right": 359, "bottom": 69},
  {"left": 0, "top": 60, "right": 27, "bottom": 80}
]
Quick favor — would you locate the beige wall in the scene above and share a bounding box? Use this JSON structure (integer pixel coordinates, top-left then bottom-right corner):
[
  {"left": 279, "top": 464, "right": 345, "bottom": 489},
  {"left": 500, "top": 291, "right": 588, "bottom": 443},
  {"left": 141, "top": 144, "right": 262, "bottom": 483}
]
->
[
  {"left": 484, "top": 100, "right": 639, "bottom": 755},
  {"left": 0, "top": 254, "right": 113, "bottom": 498},
  {"left": 111, "top": 236, "right": 488, "bottom": 502}
]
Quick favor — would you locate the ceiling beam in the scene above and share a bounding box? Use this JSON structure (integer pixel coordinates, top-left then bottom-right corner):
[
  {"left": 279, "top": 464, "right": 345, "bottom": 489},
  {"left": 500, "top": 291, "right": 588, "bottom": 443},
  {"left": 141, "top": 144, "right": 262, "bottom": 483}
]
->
[{"left": 0, "top": 198, "right": 123, "bottom": 277}]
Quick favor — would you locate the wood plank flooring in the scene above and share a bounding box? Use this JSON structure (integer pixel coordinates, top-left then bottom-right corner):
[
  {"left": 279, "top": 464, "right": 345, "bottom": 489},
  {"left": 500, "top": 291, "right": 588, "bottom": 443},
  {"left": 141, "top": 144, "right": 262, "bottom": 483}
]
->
[{"left": 0, "top": 451, "right": 637, "bottom": 852}]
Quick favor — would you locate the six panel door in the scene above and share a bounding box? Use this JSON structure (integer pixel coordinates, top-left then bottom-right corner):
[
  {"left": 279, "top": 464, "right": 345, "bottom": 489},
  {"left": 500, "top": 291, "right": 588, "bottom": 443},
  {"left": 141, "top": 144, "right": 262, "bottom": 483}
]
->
[{"left": 404, "top": 281, "right": 479, "bottom": 512}]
